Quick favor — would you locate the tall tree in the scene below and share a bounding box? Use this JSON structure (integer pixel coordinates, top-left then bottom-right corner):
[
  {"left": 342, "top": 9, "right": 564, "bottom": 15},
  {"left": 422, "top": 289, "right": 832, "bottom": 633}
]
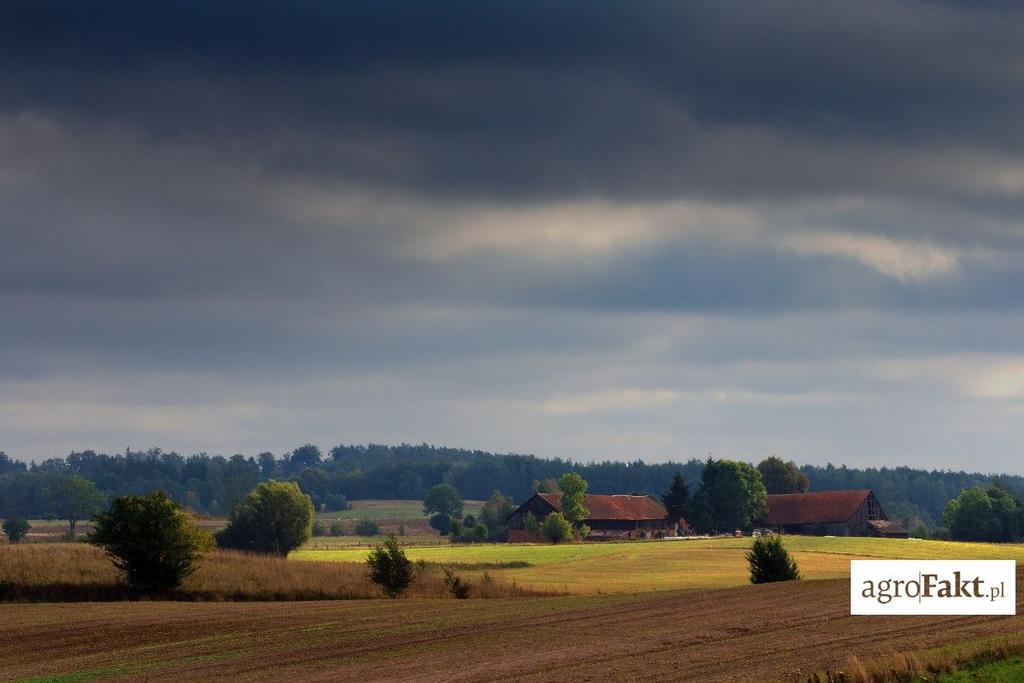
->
[
  {"left": 558, "top": 472, "right": 589, "bottom": 530},
  {"left": 661, "top": 472, "right": 691, "bottom": 523},
  {"left": 757, "top": 456, "right": 809, "bottom": 494},
  {"left": 691, "top": 458, "right": 768, "bottom": 534}
]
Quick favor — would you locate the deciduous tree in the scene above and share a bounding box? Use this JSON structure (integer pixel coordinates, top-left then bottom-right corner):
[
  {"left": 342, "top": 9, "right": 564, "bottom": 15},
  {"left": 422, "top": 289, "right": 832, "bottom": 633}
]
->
[
  {"left": 423, "top": 484, "right": 463, "bottom": 518},
  {"left": 215, "top": 481, "right": 314, "bottom": 555},
  {"left": 691, "top": 458, "right": 768, "bottom": 533},
  {"left": 50, "top": 476, "right": 105, "bottom": 539},
  {"left": 557, "top": 473, "right": 589, "bottom": 532},
  {"left": 540, "top": 511, "right": 572, "bottom": 543},
  {"left": 756, "top": 456, "right": 809, "bottom": 494},
  {"left": 88, "top": 491, "right": 213, "bottom": 591}
]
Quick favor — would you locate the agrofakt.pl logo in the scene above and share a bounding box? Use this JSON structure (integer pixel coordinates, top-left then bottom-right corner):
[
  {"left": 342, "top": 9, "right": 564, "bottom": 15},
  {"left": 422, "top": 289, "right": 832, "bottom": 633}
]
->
[{"left": 851, "top": 560, "right": 1016, "bottom": 615}]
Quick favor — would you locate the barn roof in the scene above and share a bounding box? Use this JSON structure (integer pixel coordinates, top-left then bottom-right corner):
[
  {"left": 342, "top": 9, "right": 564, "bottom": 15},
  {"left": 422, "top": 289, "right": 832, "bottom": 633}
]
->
[
  {"left": 537, "top": 492, "right": 667, "bottom": 521},
  {"left": 763, "top": 490, "right": 873, "bottom": 525}
]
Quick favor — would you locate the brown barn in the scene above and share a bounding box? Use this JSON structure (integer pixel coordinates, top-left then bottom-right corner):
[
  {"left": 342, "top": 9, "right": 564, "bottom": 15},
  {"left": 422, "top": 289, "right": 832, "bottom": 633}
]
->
[
  {"left": 762, "top": 489, "right": 908, "bottom": 538},
  {"left": 506, "top": 492, "right": 671, "bottom": 541}
]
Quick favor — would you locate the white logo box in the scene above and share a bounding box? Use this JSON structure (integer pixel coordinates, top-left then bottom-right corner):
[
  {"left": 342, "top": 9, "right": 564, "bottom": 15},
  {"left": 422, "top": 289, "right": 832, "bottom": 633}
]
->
[{"left": 851, "top": 560, "right": 1016, "bottom": 615}]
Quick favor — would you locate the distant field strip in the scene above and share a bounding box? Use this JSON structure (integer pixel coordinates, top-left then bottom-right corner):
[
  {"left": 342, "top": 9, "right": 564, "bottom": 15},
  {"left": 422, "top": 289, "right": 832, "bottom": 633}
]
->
[
  {"left": 293, "top": 536, "right": 1024, "bottom": 593},
  {"left": 4, "top": 575, "right": 1024, "bottom": 682}
]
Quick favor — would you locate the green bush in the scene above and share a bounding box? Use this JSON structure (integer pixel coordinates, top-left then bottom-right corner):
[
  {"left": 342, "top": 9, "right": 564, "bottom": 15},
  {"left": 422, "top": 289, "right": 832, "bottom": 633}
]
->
[
  {"left": 540, "top": 512, "right": 572, "bottom": 544},
  {"left": 311, "top": 520, "right": 326, "bottom": 537},
  {"left": 746, "top": 533, "right": 800, "bottom": 584},
  {"left": 215, "top": 481, "right": 314, "bottom": 556},
  {"left": 329, "top": 522, "right": 345, "bottom": 536},
  {"left": 366, "top": 534, "right": 414, "bottom": 598},
  {"left": 88, "top": 491, "right": 214, "bottom": 591},
  {"left": 2, "top": 517, "right": 30, "bottom": 543},
  {"left": 355, "top": 518, "right": 380, "bottom": 536}
]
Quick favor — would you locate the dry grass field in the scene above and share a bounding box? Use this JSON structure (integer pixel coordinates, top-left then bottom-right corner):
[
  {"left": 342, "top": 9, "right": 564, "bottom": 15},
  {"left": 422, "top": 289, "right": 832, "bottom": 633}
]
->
[
  {"left": 2, "top": 574, "right": 1024, "bottom": 682},
  {"left": 0, "top": 544, "right": 546, "bottom": 601}
]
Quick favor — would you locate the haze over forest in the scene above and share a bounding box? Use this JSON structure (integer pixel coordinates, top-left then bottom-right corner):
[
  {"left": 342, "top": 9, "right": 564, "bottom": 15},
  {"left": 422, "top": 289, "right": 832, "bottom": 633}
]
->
[{"left": 3, "top": 2, "right": 1024, "bottom": 471}]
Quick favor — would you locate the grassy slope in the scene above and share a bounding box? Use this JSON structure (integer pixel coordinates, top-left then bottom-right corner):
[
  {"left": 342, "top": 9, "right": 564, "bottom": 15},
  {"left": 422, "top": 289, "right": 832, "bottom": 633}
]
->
[
  {"left": 293, "top": 535, "right": 1024, "bottom": 593},
  {"left": 939, "top": 655, "right": 1024, "bottom": 682}
]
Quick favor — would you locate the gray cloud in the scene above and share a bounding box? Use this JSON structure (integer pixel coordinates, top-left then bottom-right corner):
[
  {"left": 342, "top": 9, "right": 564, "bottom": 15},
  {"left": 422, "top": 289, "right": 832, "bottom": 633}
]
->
[{"left": 1, "top": 1, "right": 1024, "bottom": 469}]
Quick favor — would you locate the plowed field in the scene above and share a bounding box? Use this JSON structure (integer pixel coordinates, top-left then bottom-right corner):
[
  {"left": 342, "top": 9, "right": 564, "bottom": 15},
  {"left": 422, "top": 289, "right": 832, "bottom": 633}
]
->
[{"left": 4, "top": 575, "right": 1023, "bottom": 682}]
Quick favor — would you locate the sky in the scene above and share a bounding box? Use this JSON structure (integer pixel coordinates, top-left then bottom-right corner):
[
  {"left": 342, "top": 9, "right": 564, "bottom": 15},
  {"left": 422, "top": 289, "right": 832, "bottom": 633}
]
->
[{"left": 2, "top": 1, "right": 1024, "bottom": 471}]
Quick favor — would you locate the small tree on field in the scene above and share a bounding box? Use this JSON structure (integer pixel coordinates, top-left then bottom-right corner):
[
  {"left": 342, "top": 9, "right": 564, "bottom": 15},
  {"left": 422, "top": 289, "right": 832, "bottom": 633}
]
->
[
  {"left": 367, "top": 534, "right": 414, "bottom": 598},
  {"left": 2, "top": 517, "right": 30, "bottom": 543},
  {"left": 49, "top": 476, "right": 105, "bottom": 539},
  {"left": 746, "top": 533, "right": 800, "bottom": 584},
  {"left": 88, "top": 491, "right": 214, "bottom": 591},
  {"left": 541, "top": 512, "right": 572, "bottom": 544}
]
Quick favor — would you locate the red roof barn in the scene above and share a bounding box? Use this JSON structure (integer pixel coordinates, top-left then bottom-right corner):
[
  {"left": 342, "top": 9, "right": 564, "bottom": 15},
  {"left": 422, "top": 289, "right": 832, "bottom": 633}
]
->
[
  {"left": 507, "top": 492, "right": 671, "bottom": 541},
  {"left": 763, "top": 489, "right": 907, "bottom": 537}
]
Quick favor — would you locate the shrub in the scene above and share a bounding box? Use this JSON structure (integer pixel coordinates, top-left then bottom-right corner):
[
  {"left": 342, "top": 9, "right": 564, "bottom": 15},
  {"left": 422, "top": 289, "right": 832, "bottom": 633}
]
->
[
  {"left": 443, "top": 567, "right": 472, "bottom": 599},
  {"left": 216, "top": 481, "right": 314, "bottom": 556},
  {"left": 329, "top": 522, "right": 345, "bottom": 536},
  {"left": 324, "top": 493, "right": 349, "bottom": 512},
  {"left": 746, "top": 533, "right": 800, "bottom": 584},
  {"left": 355, "top": 518, "right": 380, "bottom": 536},
  {"left": 2, "top": 517, "right": 30, "bottom": 543},
  {"left": 541, "top": 512, "right": 572, "bottom": 544},
  {"left": 87, "top": 491, "right": 214, "bottom": 591},
  {"left": 429, "top": 513, "right": 452, "bottom": 535},
  {"left": 366, "top": 534, "right": 414, "bottom": 598},
  {"left": 473, "top": 523, "right": 488, "bottom": 541},
  {"left": 311, "top": 521, "right": 326, "bottom": 537},
  {"left": 462, "top": 514, "right": 476, "bottom": 528}
]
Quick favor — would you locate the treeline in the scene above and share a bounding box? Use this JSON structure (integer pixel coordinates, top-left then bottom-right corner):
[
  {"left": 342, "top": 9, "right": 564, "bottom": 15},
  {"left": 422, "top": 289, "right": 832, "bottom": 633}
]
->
[{"left": 1, "top": 447, "right": 1021, "bottom": 531}]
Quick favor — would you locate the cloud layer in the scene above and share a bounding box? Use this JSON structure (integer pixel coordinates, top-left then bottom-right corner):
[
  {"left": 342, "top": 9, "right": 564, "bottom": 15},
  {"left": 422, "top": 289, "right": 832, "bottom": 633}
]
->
[{"left": 2, "top": 1, "right": 1023, "bottom": 470}]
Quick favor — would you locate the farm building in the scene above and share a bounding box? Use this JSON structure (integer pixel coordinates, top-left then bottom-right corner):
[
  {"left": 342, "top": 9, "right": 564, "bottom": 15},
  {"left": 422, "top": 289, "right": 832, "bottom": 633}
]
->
[
  {"left": 762, "top": 489, "right": 908, "bottom": 538},
  {"left": 507, "top": 492, "right": 672, "bottom": 541}
]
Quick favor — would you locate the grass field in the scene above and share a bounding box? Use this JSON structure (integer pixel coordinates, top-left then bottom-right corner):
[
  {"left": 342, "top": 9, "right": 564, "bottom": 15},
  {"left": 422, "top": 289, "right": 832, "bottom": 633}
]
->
[
  {"left": 3, "top": 575, "right": 1023, "bottom": 682},
  {"left": 0, "top": 544, "right": 544, "bottom": 601},
  {"left": 316, "top": 499, "right": 484, "bottom": 522},
  {"left": 293, "top": 535, "right": 1024, "bottom": 594}
]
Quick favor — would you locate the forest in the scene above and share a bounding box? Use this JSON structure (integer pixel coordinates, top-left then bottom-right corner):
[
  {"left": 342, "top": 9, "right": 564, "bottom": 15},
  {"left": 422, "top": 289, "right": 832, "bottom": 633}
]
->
[{"left": 0, "top": 445, "right": 1019, "bottom": 531}]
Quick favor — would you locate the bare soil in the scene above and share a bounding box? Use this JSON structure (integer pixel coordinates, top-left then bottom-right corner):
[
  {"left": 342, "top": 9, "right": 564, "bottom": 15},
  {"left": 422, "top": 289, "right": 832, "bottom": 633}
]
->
[{"left": 3, "top": 575, "right": 1024, "bottom": 682}]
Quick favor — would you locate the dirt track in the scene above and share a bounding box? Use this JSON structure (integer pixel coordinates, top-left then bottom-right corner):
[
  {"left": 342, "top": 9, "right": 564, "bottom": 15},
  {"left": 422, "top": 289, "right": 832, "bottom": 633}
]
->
[{"left": 2, "top": 577, "right": 1023, "bottom": 682}]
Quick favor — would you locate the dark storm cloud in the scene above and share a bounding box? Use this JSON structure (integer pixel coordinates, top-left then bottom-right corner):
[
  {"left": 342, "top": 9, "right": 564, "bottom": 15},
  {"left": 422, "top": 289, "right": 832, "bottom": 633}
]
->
[{"left": 2, "top": 1, "right": 1023, "bottom": 203}]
